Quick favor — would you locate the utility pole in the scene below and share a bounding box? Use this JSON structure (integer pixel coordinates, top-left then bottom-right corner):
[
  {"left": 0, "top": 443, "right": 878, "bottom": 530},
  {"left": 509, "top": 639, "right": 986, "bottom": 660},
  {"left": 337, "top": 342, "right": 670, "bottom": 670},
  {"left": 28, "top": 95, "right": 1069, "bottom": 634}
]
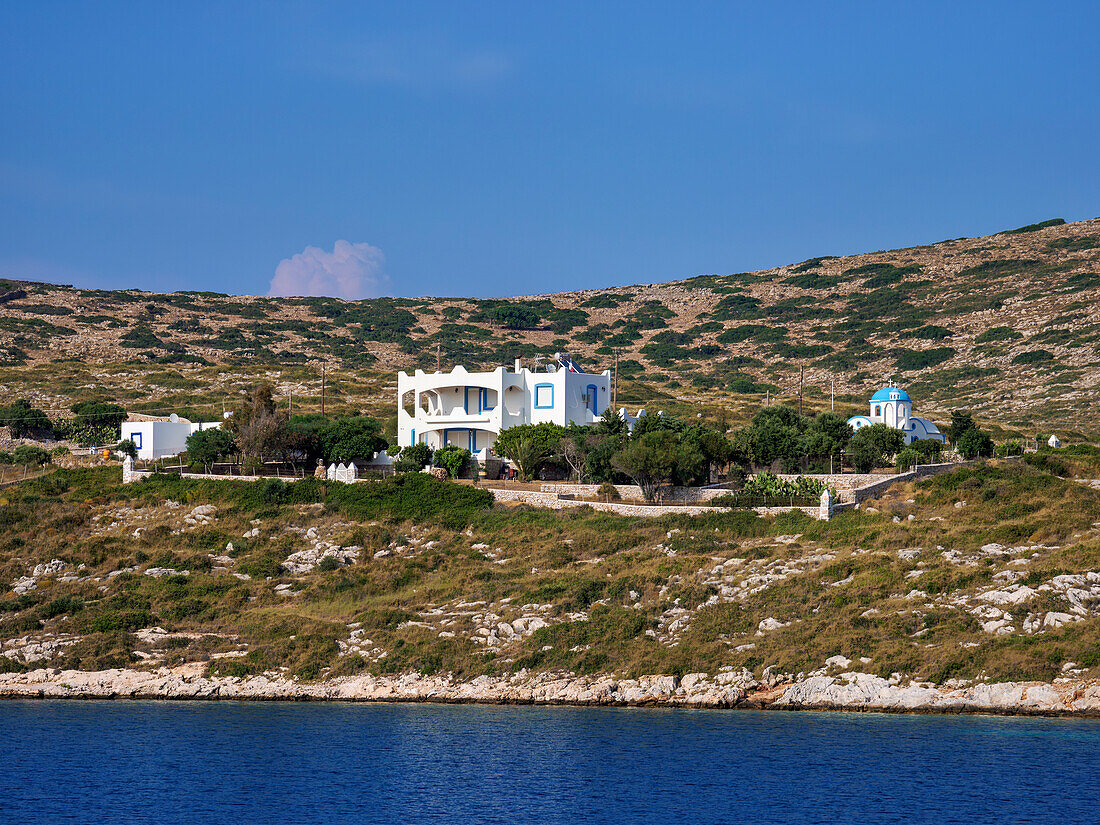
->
[
  {"left": 436, "top": 343, "right": 441, "bottom": 372},
  {"left": 831, "top": 378, "right": 834, "bottom": 412},
  {"left": 321, "top": 363, "right": 326, "bottom": 417}
]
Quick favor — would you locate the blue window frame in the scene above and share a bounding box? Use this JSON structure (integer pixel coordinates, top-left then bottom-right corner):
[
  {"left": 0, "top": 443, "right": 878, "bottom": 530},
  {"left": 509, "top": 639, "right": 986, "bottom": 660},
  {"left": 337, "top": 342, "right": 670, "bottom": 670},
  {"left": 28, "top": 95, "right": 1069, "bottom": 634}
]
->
[
  {"left": 534, "top": 383, "right": 555, "bottom": 409},
  {"left": 410, "top": 428, "right": 415, "bottom": 445},
  {"left": 586, "top": 384, "right": 598, "bottom": 415},
  {"left": 479, "top": 387, "right": 494, "bottom": 412},
  {"left": 129, "top": 432, "right": 142, "bottom": 449}
]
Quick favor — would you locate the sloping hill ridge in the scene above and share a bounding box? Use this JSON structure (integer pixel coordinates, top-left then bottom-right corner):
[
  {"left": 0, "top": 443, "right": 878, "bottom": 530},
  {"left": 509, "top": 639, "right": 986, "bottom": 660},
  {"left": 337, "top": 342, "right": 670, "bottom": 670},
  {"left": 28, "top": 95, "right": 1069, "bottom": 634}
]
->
[{"left": 1, "top": 217, "right": 1098, "bottom": 438}]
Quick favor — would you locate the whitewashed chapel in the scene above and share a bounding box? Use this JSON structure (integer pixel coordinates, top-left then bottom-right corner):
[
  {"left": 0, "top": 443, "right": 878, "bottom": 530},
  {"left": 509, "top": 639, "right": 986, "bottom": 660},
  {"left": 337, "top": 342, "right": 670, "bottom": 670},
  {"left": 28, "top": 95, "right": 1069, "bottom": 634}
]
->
[{"left": 847, "top": 385, "right": 945, "bottom": 445}]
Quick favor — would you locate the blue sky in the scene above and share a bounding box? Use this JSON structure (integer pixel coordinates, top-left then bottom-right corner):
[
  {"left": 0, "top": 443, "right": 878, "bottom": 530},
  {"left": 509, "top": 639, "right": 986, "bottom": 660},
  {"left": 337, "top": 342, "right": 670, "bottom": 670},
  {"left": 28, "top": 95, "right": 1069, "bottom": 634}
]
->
[{"left": 1, "top": 2, "right": 1097, "bottom": 299}]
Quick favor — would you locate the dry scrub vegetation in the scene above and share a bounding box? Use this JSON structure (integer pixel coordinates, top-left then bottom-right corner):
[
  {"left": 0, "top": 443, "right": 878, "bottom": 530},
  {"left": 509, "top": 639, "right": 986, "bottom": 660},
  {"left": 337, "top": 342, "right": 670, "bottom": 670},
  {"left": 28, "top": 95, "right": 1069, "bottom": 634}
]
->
[
  {"left": 2, "top": 216, "right": 1100, "bottom": 438},
  {"left": 3, "top": 457, "right": 1100, "bottom": 687}
]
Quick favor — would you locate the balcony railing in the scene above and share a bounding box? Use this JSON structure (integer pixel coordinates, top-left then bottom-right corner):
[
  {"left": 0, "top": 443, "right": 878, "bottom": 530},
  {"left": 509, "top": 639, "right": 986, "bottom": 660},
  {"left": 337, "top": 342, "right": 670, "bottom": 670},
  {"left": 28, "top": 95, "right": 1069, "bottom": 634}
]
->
[{"left": 415, "top": 410, "right": 495, "bottom": 423}]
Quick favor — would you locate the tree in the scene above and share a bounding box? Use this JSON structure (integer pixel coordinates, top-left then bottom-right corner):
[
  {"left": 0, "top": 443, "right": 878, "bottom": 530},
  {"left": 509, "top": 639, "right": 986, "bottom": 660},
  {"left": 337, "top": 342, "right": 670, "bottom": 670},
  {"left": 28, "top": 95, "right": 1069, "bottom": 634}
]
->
[
  {"left": 678, "top": 424, "right": 731, "bottom": 485},
  {"left": 435, "top": 445, "right": 471, "bottom": 478},
  {"left": 848, "top": 424, "right": 904, "bottom": 473},
  {"left": 945, "top": 411, "right": 976, "bottom": 445},
  {"left": 799, "top": 412, "right": 852, "bottom": 465},
  {"left": 895, "top": 448, "right": 921, "bottom": 472},
  {"left": 595, "top": 407, "right": 627, "bottom": 437},
  {"left": 186, "top": 428, "right": 237, "bottom": 472},
  {"left": 559, "top": 423, "right": 593, "bottom": 481},
  {"left": 611, "top": 430, "right": 679, "bottom": 501},
  {"left": 116, "top": 439, "right": 138, "bottom": 461},
  {"left": 12, "top": 444, "right": 50, "bottom": 466},
  {"left": 910, "top": 438, "right": 944, "bottom": 462},
  {"left": 317, "top": 416, "right": 387, "bottom": 463},
  {"left": 957, "top": 428, "right": 994, "bottom": 460},
  {"left": 395, "top": 442, "right": 433, "bottom": 473},
  {"left": 631, "top": 411, "right": 686, "bottom": 438},
  {"left": 224, "top": 384, "right": 287, "bottom": 467},
  {"left": 494, "top": 422, "right": 565, "bottom": 481},
  {"left": 71, "top": 401, "right": 128, "bottom": 435},
  {"left": 740, "top": 405, "right": 805, "bottom": 468},
  {"left": 584, "top": 434, "right": 625, "bottom": 483},
  {"left": 0, "top": 400, "right": 52, "bottom": 438}
]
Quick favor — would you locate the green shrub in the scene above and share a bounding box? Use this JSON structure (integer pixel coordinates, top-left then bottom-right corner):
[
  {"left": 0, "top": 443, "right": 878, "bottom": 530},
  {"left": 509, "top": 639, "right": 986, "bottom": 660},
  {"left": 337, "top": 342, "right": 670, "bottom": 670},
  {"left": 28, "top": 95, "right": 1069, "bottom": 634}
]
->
[
  {"left": 895, "top": 348, "right": 955, "bottom": 371},
  {"left": 39, "top": 595, "right": 84, "bottom": 619},
  {"left": 895, "top": 448, "right": 921, "bottom": 472},
  {"left": 596, "top": 481, "right": 621, "bottom": 500},
  {"left": 900, "top": 325, "right": 953, "bottom": 341},
  {"left": 12, "top": 445, "right": 51, "bottom": 466},
  {"left": 1004, "top": 218, "right": 1065, "bottom": 234},
  {"left": 975, "top": 326, "right": 1022, "bottom": 344},
  {"left": 90, "top": 609, "right": 155, "bottom": 632},
  {"left": 239, "top": 553, "right": 286, "bottom": 579},
  {"left": 1046, "top": 235, "right": 1100, "bottom": 252},
  {"left": 435, "top": 445, "right": 471, "bottom": 479},
  {"left": 1011, "top": 349, "right": 1055, "bottom": 366}
]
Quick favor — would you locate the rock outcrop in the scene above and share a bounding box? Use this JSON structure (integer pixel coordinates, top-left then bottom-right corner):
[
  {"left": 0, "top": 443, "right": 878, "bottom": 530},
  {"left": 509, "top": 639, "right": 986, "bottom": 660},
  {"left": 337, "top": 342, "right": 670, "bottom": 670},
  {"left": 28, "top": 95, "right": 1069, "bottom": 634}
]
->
[{"left": 2, "top": 666, "right": 1097, "bottom": 716}]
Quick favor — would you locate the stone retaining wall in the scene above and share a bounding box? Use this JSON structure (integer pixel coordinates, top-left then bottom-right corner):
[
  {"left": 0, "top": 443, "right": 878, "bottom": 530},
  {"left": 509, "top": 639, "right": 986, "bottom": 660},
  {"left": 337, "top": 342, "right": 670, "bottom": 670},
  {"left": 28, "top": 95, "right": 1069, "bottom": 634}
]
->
[
  {"left": 491, "top": 488, "right": 725, "bottom": 516},
  {"left": 538, "top": 483, "right": 731, "bottom": 502}
]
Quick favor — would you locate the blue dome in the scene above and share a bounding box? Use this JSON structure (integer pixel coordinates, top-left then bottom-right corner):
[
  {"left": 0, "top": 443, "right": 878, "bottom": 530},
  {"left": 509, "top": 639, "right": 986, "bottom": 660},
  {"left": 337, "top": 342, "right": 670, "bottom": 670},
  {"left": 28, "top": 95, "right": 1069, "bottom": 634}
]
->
[{"left": 871, "top": 386, "right": 910, "bottom": 402}]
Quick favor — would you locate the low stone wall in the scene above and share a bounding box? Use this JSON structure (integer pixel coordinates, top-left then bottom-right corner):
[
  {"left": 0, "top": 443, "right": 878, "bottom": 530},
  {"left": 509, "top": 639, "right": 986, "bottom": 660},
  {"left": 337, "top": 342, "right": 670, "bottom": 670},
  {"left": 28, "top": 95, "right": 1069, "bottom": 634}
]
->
[
  {"left": 771, "top": 463, "right": 959, "bottom": 505},
  {"left": 538, "top": 483, "right": 731, "bottom": 502},
  {"left": 493, "top": 488, "right": 830, "bottom": 519},
  {"left": 849, "top": 472, "right": 915, "bottom": 502},
  {"left": 126, "top": 469, "right": 266, "bottom": 484},
  {"left": 491, "top": 488, "right": 728, "bottom": 517},
  {"left": 848, "top": 462, "right": 958, "bottom": 504}
]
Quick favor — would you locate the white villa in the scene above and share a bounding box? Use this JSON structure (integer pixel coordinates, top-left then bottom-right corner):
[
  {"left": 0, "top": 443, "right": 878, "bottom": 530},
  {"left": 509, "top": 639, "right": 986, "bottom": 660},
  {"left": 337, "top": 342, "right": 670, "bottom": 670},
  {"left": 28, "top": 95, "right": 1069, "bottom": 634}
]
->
[
  {"left": 397, "top": 354, "right": 614, "bottom": 455},
  {"left": 121, "top": 414, "right": 225, "bottom": 460},
  {"left": 847, "top": 385, "right": 945, "bottom": 445}
]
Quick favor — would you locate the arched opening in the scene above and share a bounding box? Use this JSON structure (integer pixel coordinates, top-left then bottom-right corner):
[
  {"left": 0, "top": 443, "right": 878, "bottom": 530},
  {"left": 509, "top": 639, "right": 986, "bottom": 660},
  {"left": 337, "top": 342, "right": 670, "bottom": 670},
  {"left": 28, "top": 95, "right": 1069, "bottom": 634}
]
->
[{"left": 504, "top": 386, "right": 524, "bottom": 416}]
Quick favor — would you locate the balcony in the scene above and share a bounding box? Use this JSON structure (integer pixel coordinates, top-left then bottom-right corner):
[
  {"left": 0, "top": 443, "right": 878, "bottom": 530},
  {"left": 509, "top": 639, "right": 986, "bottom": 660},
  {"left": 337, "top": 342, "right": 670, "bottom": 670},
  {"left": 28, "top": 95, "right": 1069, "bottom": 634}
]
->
[{"left": 415, "top": 410, "right": 494, "bottom": 425}]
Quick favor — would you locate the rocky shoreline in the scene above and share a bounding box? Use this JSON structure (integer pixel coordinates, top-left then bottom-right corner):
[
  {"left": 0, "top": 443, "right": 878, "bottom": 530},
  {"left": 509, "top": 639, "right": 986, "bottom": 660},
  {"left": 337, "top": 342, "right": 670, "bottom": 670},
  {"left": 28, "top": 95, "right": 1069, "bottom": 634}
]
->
[{"left": 3, "top": 665, "right": 1099, "bottom": 717}]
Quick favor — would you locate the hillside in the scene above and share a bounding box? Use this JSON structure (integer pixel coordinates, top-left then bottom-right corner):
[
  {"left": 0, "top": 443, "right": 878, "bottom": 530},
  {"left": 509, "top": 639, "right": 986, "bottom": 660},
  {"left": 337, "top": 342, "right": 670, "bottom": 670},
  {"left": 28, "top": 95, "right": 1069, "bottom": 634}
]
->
[
  {"left": 2, "top": 456, "right": 1100, "bottom": 706},
  {"left": 1, "top": 216, "right": 1098, "bottom": 438}
]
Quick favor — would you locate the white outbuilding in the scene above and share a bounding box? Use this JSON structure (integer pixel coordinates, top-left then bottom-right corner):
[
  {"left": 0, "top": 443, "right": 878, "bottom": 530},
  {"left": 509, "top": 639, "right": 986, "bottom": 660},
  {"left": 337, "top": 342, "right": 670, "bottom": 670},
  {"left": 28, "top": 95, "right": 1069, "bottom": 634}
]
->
[
  {"left": 120, "top": 414, "right": 224, "bottom": 460},
  {"left": 847, "top": 385, "right": 945, "bottom": 445}
]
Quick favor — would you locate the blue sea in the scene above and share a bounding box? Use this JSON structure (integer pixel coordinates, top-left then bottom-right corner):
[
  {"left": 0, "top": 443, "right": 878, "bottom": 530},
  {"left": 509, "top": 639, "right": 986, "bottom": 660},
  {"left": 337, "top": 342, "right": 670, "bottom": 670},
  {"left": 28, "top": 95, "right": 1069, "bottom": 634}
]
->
[{"left": 3, "top": 701, "right": 1099, "bottom": 824}]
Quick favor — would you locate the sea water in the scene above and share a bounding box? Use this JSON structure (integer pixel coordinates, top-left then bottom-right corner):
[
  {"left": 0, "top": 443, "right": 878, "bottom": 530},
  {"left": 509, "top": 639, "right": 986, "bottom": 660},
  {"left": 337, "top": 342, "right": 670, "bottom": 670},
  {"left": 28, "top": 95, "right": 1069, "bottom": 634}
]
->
[{"left": 3, "top": 701, "right": 1099, "bottom": 824}]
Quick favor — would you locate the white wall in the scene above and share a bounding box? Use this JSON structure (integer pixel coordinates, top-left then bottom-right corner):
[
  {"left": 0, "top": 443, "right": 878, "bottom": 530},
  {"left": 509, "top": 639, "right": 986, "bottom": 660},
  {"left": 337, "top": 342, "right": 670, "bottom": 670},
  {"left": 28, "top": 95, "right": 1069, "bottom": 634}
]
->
[
  {"left": 397, "top": 362, "right": 611, "bottom": 452},
  {"left": 120, "top": 420, "right": 222, "bottom": 460}
]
